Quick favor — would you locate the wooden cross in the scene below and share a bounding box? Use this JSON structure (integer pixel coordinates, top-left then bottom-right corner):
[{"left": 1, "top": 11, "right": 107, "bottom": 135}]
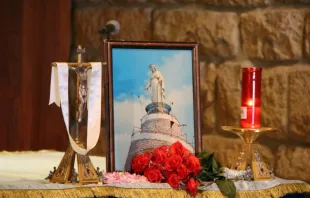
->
[
  {"left": 76, "top": 45, "right": 86, "bottom": 64},
  {"left": 51, "top": 45, "right": 105, "bottom": 67}
]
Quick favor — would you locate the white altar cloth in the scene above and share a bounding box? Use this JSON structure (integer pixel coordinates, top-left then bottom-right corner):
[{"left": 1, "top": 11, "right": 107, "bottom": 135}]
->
[
  {"left": 0, "top": 150, "right": 308, "bottom": 193},
  {"left": 0, "top": 150, "right": 105, "bottom": 190}
]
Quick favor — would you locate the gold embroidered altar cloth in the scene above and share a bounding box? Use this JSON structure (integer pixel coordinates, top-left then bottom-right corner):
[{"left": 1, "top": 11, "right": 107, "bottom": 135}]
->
[
  {"left": 0, "top": 183, "right": 309, "bottom": 198},
  {"left": 0, "top": 150, "right": 309, "bottom": 198}
]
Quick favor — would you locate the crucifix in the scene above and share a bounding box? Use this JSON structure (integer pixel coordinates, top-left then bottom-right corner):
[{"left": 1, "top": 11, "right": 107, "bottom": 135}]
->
[
  {"left": 72, "top": 46, "right": 90, "bottom": 123},
  {"left": 48, "top": 45, "right": 104, "bottom": 185}
]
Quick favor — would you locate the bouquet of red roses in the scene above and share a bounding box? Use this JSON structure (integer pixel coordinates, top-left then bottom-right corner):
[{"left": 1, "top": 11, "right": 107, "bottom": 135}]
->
[{"left": 131, "top": 141, "right": 201, "bottom": 196}]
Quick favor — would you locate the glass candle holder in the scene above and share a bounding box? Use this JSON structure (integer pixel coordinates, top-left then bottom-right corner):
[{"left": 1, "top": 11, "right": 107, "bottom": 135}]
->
[{"left": 240, "top": 67, "right": 262, "bottom": 128}]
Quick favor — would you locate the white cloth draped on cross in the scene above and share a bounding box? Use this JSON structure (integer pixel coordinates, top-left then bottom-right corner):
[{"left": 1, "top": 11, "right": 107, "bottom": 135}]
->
[{"left": 49, "top": 62, "right": 102, "bottom": 155}]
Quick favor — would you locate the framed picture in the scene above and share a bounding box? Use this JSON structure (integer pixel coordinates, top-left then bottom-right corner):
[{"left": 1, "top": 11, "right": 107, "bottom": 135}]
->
[{"left": 106, "top": 41, "right": 201, "bottom": 172}]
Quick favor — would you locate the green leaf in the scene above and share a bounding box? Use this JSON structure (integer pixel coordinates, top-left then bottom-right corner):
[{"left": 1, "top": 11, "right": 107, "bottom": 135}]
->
[
  {"left": 197, "top": 150, "right": 212, "bottom": 158},
  {"left": 211, "top": 158, "right": 219, "bottom": 170},
  {"left": 215, "top": 179, "right": 236, "bottom": 198},
  {"left": 196, "top": 149, "right": 237, "bottom": 197}
]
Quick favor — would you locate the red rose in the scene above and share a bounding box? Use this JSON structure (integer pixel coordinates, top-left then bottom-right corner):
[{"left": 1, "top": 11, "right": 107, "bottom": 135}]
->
[
  {"left": 169, "top": 141, "right": 185, "bottom": 156},
  {"left": 151, "top": 145, "right": 168, "bottom": 165},
  {"left": 165, "top": 154, "right": 182, "bottom": 171},
  {"left": 167, "top": 173, "right": 180, "bottom": 188},
  {"left": 162, "top": 170, "right": 174, "bottom": 180},
  {"left": 144, "top": 167, "right": 162, "bottom": 183},
  {"left": 159, "top": 145, "right": 168, "bottom": 151},
  {"left": 181, "top": 177, "right": 189, "bottom": 183},
  {"left": 131, "top": 152, "right": 151, "bottom": 174},
  {"left": 177, "top": 164, "right": 188, "bottom": 179},
  {"left": 185, "top": 155, "right": 201, "bottom": 176},
  {"left": 182, "top": 149, "right": 192, "bottom": 159},
  {"left": 150, "top": 162, "right": 163, "bottom": 169},
  {"left": 185, "top": 178, "right": 199, "bottom": 196}
]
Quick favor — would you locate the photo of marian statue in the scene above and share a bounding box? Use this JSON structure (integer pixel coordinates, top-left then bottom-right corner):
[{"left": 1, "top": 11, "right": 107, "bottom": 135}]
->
[
  {"left": 111, "top": 47, "right": 196, "bottom": 171},
  {"left": 145, "top": 64, "right": 165, "bottom": 103},
  {"left": 144, "top": 64, "right": 165, "bottom": 113}
]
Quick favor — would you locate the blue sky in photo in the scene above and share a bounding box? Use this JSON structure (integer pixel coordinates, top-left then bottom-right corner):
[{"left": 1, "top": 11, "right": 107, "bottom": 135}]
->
[{"left": 112, "top": 48, "right": 192, "bottom": 102}]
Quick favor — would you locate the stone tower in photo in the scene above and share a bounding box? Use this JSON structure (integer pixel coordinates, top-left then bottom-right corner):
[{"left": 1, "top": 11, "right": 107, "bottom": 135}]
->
[
  {"left": 124, "top": 64, "right": 194, "bottom": 171},
  {"left": 124, "top": 102, "right": 195, "bottom": 171}
]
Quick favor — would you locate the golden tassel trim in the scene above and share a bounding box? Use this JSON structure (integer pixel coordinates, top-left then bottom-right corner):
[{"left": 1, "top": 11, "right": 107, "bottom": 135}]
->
[{"left": 0, "top": 183, "right": 309, "bottom": 198}]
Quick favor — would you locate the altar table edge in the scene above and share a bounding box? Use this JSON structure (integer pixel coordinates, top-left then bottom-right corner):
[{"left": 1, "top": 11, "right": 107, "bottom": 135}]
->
[{"left": 0, "top": 183, "right": 309, "bottom": 198}]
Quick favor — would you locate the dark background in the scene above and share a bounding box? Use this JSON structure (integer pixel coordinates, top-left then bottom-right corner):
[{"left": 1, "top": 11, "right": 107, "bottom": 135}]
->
[{"left": 0, "top": 0, "right": 71, "bottom": 152}]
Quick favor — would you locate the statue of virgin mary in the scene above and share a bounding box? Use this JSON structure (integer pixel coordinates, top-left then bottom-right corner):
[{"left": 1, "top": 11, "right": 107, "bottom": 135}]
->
[{"left": 144, "top": 64, "right": 165, "bottom": 103}]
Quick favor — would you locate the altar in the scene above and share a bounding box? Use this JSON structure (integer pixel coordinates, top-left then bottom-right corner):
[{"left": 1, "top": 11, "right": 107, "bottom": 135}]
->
[{"left": 0, "top": 151, "right": 309, "bottom": 198}]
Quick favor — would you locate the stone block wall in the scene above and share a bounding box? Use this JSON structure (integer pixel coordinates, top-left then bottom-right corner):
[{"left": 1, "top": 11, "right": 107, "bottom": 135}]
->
[{"left": 72, "top": 0, "right": 310, "bottom": 182}]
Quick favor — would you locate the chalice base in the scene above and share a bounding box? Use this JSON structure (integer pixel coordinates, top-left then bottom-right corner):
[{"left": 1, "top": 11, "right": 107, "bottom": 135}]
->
[
  {"left": 252, "top": 147, "right": 273, "bottom": 181},
  {"left": 50, "top": 142, "right": 99, "bottom": 185},
  {"left": 222, "top": 126, "right": 276, "bottom": 181},
  {"left": 231, "top": 144, "right": 272, "bottom": 181}
]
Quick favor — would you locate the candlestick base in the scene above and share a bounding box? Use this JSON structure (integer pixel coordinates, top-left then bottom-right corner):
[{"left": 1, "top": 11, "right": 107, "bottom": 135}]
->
[
  {"left": 221, "top": 126, "right": 277, "bottom": 181},
  {"left": 49, "top": 140, "right": 100, "bottom": 185}
]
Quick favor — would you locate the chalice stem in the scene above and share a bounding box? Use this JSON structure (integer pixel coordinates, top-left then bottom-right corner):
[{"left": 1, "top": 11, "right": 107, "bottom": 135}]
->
[{"left": 246, "top": 143, "right": 253, "bottom": 167}]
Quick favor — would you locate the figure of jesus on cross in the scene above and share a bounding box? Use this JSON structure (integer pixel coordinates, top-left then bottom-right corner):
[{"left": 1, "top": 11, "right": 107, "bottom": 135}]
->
[{"left": 70, "top": 47, "right": 91, "bottom": 122}]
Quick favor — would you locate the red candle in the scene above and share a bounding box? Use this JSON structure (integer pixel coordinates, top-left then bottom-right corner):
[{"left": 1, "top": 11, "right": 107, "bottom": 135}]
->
[{"left": 240, "top": 67, "right": 262, "bottom": 128}]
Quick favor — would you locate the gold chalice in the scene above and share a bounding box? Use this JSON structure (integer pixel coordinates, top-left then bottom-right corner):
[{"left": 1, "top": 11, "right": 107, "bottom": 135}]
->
[{"left": 221, "top": 126, "right": 277, "bottom": 181}]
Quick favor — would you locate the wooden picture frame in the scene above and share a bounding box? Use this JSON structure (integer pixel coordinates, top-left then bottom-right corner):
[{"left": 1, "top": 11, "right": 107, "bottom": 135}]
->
[{"left": 105, "top": 40, "right": 201, "bottom": 172}]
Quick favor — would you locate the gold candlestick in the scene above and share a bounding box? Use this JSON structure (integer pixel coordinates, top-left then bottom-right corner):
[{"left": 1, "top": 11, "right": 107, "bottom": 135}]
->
[{"left": 221, "top": 126, "right": 277, "bottom": 181}]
